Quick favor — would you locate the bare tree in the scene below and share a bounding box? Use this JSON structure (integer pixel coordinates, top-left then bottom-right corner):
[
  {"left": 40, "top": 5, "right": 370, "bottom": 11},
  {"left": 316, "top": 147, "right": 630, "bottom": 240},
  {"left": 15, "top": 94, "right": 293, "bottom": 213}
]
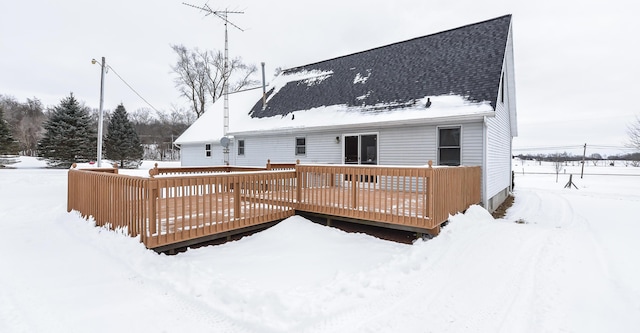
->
[
  {"left": 628, "top": 116, "right": 640, "bottom": 151},
  {"left": 590, "top": 153, "right": 602, "bottom": 166},
  {"left": 551, "top": 153, "right": 563, "bottom": 183},
  {"left": 129, "top": 107, "right": 192, "bottom": 161},
  {"left": 130, "top": 108, "right": 154, "bottom": 127},
  {"left": 0, "top": 95, "right": 46, "bottom": 156},
  {"left": 171, "top": 45, "right": 208, "bottom": 118},
  {"left": 171, "top": 44, "right": 259, "bottom": 119}
]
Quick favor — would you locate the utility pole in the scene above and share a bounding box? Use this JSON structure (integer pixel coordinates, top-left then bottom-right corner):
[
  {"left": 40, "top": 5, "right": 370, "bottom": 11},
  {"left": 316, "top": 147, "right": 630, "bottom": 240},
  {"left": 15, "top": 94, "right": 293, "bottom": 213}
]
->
[
  {"left": 580, "top": 143, "right": 587, "bottom": 179},
  {"left": 92, "top": 57, "right": 106, "bottom": 167}
]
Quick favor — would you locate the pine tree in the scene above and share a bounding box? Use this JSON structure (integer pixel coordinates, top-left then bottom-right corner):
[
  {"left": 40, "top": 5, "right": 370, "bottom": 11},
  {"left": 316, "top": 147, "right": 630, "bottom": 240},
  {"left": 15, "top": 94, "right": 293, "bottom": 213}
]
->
[
  {"left": 37, "top": 93, "right": 96, "bottom": 168},
  {"left": 0, "top": 107, "right": 18, "bottom": 155},
  {"left": 104, "top": 104, "right": 143, "bottom": 168}
]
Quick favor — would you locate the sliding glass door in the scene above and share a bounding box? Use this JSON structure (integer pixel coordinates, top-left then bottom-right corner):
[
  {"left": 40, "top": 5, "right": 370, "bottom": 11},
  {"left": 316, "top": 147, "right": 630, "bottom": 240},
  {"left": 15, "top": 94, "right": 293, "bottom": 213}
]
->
[{"left": 343, "top": 134, "right": 377, "bottom": 165}]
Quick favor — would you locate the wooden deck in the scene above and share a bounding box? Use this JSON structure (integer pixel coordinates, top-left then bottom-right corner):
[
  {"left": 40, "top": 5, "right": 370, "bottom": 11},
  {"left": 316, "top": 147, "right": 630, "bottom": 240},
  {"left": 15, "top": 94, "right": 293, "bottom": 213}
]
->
[{"left": 67, "top": 162, "right": 481, "bottom": 250}]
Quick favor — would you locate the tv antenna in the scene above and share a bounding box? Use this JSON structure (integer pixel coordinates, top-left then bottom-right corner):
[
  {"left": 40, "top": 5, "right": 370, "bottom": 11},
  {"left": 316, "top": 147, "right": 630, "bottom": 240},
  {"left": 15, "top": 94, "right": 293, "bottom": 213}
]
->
[{"left": 183, "top": 2, "right": 244, "bottom": 139}]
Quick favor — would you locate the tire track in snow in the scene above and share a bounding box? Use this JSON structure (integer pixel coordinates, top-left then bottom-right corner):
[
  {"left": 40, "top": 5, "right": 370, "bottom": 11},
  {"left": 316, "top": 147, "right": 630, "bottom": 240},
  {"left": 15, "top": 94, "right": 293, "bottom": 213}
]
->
[
  {"left": 302, "top": 217, "right": 553, "bottom": 331},
  {"left": 303, "top": 188, "right": 594, "bottom": 332},
  {"left": 504, "top": 187, "right": 640, "bottom": 331}
]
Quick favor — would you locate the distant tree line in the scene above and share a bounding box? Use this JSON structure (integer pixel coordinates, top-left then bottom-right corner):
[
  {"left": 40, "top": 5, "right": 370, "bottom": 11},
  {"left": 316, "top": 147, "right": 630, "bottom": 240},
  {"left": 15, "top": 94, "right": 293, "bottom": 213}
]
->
[
  {"left": 0, "top": 93, "right": 193, "bottom": 168},
  {"left": 0, "top": 96, "right": 46, "bottom": 156},
  {"left": 515, "top": 152, "right": 640, "bottom": 163},
  {"left": 128, "top": 106, "right": 193, "bottom": 160}
]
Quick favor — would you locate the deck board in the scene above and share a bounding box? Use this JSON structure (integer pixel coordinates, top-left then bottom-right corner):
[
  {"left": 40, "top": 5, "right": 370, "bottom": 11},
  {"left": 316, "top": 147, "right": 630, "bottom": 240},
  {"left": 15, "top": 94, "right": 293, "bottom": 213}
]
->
[{"left": 146, "top": 185, "right": 430, "bottom": 248}]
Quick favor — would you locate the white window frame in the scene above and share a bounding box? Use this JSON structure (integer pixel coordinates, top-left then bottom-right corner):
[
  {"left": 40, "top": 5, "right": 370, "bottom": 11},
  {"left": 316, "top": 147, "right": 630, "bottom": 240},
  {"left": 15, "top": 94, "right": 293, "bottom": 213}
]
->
[
  {"left": 237, "top": 139, "right": 245, "bottom": 156},
  {"left": 342, "top": 131, "right": 379, "bottom": 165},
  {"left": 437, "top": 126, "right": 462, "bottom": 166},
  {"left": 295, "top": 137, "right": 306, "bottom": 156},
  {"left": 205, "top": 143, "right": 211, "bottom": 158}
]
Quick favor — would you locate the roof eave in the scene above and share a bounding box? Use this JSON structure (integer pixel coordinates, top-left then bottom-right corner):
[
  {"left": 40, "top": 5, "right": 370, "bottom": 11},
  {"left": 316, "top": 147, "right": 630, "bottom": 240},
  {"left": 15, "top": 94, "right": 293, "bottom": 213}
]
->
[{"left": 229, "top": 111, "right": 495, "bottom": 136}]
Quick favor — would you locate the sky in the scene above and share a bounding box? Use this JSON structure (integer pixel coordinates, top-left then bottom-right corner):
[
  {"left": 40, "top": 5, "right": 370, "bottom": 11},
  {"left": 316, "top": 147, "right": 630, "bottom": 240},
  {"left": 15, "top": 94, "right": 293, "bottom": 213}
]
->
[{"left": 1, "top": 0, "right": 638, "bottom": 156}]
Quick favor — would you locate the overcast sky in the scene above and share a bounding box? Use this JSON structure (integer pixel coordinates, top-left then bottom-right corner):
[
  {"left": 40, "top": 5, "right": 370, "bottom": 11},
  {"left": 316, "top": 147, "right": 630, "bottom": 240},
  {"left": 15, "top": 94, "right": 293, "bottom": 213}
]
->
[{"left": 1, "top": 0, "right": 638, "bottom": 156}]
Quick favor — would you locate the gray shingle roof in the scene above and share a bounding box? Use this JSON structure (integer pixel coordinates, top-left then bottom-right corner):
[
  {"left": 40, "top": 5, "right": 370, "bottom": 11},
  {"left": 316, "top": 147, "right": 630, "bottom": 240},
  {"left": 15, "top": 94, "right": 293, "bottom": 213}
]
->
[{"left": 249, "top": 15, "right": 511, "bottom": 118}]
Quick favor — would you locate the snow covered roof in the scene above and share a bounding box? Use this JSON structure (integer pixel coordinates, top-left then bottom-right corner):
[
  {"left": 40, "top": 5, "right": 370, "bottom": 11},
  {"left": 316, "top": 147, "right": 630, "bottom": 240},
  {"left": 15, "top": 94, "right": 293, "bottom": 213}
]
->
[
  {"left": 175, "top": 15, "right": 511, "bottom": 144},
  {"left": 252, "top": 15, "right": 511, "bottom": 118}
]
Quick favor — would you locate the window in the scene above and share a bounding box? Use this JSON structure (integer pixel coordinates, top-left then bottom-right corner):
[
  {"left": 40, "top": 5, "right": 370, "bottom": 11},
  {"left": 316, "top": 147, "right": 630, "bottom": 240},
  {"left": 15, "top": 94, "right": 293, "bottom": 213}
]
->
[
  {"left": 237, "top": 139, "right": 245, "bottom": 156},
  {"left": 438, "top": 127, "right": 461, "bottom": 166},
  {"left": 344, "top": 134, "right": 377, "bottom": 165},
  {"left": 205, "top": 143, "right": 211, "bottom": 157},
  {"left": 295, "top": 137, "right": 306, "bottom": 155}
]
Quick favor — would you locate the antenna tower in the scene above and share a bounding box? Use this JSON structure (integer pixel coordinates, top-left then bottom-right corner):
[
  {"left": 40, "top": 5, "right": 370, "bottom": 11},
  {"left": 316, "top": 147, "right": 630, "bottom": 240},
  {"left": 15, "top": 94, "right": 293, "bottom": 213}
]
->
[{"left": 183, "top": 2, "right": 244, "bottom": 141}]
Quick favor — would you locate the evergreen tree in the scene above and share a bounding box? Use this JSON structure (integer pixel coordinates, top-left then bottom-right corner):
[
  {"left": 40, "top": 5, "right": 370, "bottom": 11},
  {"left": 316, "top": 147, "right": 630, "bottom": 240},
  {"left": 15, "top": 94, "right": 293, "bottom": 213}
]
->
[
  {"left": 37, "top": 93, "right": 96, "bottom": 168},
  {"left": 104, "top": 104, "right": 143, "bottom": 168},
  {"left": 0, "top": 107, "right": 18, "bottom": 155}
]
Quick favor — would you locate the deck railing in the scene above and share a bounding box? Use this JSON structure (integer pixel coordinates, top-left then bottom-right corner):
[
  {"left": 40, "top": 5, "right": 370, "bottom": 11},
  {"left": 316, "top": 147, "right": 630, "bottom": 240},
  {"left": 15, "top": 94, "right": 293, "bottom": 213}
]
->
[
  {"left": 147, "top": 160, "right": 297, "bottom": 177},
  {"left": 144, "top": 170, "right": 297, "bottom": 248},
  {"left": 68, "top": 161, "right": 480, "bottom": 249},
  {"left": 67, "top": 168, "right": 149, "bottom": 237},
  {"left": 296, "top": 163, "right": 481, "bottom": 232}
]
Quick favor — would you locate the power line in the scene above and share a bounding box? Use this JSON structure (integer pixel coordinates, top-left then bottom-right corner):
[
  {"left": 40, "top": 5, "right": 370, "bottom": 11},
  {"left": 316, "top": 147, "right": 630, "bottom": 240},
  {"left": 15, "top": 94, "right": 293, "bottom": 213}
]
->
[
  {"left": 588, "top": 145, "right": 636, "bottom": 150},
  {"left": 513, "top": 145, "right": 584, "bottom": 152},
  {"left": 514, "top": 144, "right": 637, "bottom": 152},
  {"left": 106, "top": 64, "right": 161, "bottom": 113}
]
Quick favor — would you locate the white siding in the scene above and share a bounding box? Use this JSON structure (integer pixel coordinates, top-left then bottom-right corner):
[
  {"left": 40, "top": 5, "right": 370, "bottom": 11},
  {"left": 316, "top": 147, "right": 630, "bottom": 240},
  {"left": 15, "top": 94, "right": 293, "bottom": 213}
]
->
[
  {"left": 486, "top": 102, "right": 511, "bottom": 199},
  {"left": 485, "top": 22, "right": 516, "bottom": 210},
  {"left": 483, "top": 22, "right": 518, "bottom": 210},
  {"left": 234, "top": 135, "right": 287, "bottom": 167},
  {"left": 181, "top": 119, "right": 490, "bottom": 208},
  {"left": 232, "top": 131, "right": 344, "bottom": 167},
  {"left": 461, "top": 122, "right": 483, "bottom": 167},
  {"left": 227, "top": 121, "right": 484, "bottom": 168},
  {"left": 179, "top": 143, "right": 225, "bottom": 166},
  {"left": 379, "top": 125, "right": 435, "bottom": 165},
  {"left": 378, "top": 121, "right": 483, "bottom": 167},
  {"left": 305, "top": 132, "right": 343, "bottom": 163}
]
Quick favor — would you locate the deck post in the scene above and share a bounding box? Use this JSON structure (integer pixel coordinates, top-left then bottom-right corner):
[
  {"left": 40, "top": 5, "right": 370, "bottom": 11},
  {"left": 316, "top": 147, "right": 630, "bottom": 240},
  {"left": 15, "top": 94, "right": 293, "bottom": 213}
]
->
[
  {"left": 149, "top": 163, "right": 159, "bottom": 178},
  {"left": 148, "top": 179, "right": 158, "bottom": 236},
  {"left": 67, "top": 163, "right": 78, "bottom": 213},
  {"left": 233, "top": 179, "right": 241, "bottom": 220},
  {"left": 296, "top": 166, "right": 302, "bottom": 208},
  {"left": 427, "top": 161, "right": 435, "bottom": 225},
  {"left": 351, "top": 171, "right": 358, "bottom": 209}
]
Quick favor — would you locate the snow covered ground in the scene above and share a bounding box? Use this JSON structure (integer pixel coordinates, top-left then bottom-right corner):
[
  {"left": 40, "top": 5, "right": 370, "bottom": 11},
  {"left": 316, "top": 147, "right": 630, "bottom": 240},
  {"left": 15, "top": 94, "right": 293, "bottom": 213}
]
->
[{"left": 1, "top": 157, "right": 639, "bottom": 332}]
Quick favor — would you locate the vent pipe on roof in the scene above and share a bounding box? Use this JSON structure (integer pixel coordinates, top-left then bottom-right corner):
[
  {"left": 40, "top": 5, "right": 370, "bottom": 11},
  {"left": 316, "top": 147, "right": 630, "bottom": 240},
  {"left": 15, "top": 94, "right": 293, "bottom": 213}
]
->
[{"left": 261, "top": 62, "right": 266, "bottom": 110}]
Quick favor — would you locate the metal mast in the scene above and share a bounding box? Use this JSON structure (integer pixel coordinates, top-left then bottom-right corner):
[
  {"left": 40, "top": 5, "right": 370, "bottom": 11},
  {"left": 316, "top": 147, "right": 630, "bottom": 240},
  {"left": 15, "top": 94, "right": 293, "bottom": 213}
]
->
[{"left": 183, "top": 3, "right": 244, "bottom": 138}]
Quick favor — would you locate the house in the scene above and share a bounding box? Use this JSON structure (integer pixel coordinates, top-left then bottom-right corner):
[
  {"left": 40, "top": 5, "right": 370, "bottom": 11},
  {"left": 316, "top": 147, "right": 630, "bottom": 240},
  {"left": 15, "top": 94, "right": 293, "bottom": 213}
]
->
[{"left": 174, "top": 14, "right": 517, "bottom": 212}]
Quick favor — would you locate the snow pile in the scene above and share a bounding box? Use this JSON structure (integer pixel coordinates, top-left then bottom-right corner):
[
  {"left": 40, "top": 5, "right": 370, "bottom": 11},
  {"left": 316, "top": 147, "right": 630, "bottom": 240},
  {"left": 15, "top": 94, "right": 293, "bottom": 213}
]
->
[{"left": 1, "top": 157, "right": 639, "bottom": 332}]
